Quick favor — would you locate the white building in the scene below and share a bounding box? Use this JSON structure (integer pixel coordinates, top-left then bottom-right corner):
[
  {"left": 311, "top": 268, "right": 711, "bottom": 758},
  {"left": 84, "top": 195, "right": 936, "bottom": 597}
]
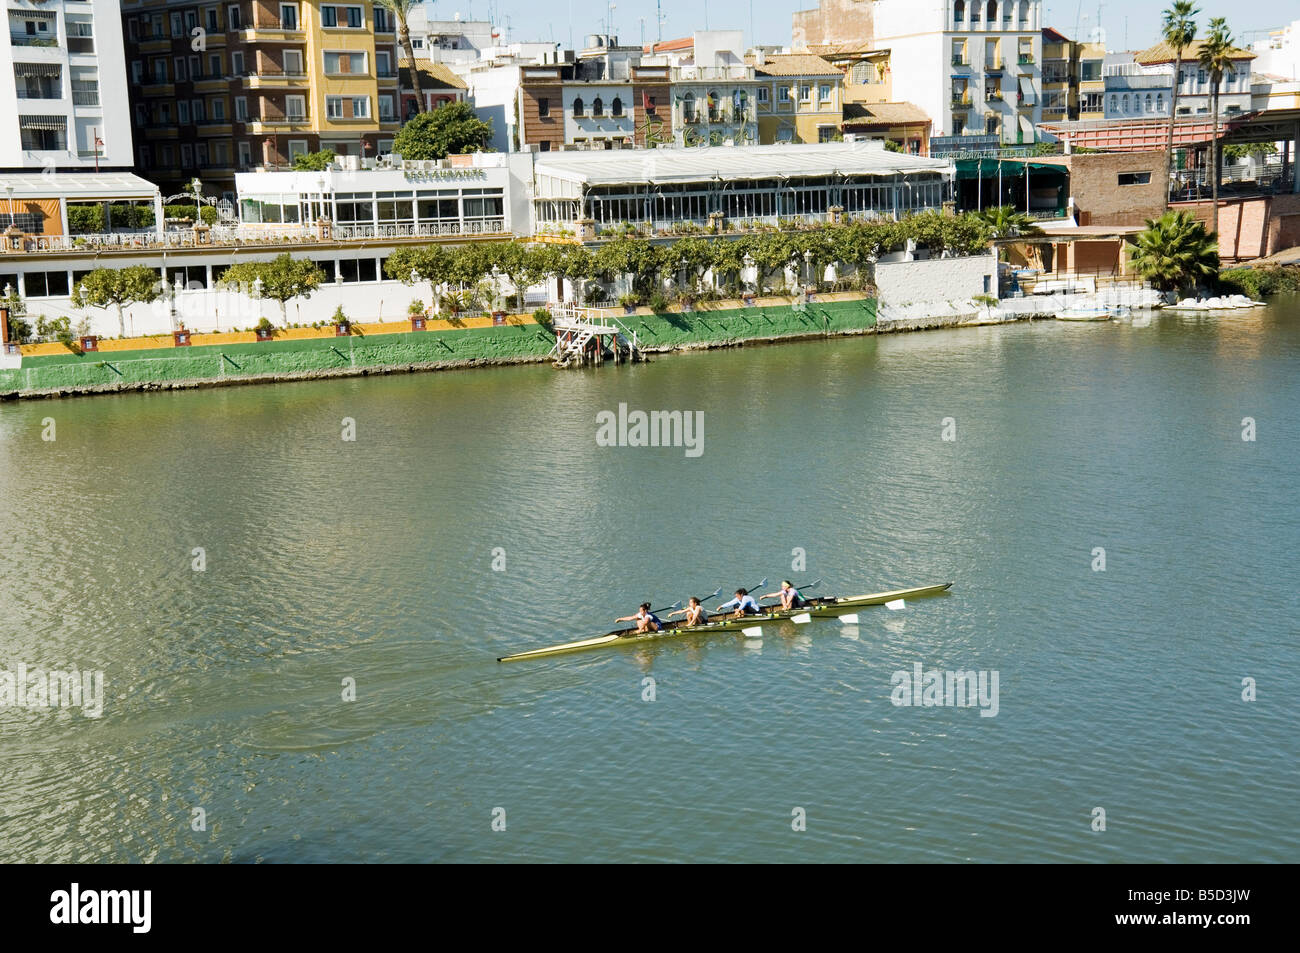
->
[
  {"left": 1103, "top": 58, "right": 1173, "bottom": 120},
  {"left": 0, "top": 0, "right": 132, "bottom": 169},
  {"left": 871, "top": 0, "right": 1044, "bottom": 145},
  {"left": 1252, "top": 19, "right": 1300, "bottom": 80},
  {"left": 642, "top": 31, "right": 759, "bottom": 147},
  {"left": 407, "top": 10, "right": 496, "bottom": 65}
]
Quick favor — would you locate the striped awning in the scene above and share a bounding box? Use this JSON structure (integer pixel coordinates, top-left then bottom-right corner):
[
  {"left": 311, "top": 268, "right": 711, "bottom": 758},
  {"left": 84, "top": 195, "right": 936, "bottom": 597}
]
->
[
  {"left": 13, "top": 64, "right": 62, "bottom": 79},
  {"left": 19, "top": 9, "right": 56, "bottom": 20},
  {"left": 18, "top": 115, "right": 67, "bottom": 131}
]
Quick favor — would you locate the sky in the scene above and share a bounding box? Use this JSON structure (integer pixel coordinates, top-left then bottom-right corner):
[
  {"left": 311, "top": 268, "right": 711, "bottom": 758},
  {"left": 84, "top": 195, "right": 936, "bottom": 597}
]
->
[{"left": 430, "top": 0, "right": 1298, "bottom": 53}]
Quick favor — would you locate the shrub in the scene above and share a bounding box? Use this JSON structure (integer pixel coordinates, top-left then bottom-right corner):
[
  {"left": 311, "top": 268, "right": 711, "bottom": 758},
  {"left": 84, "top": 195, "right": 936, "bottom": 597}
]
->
[
  {"left": 408, "top": 298, "right": 426, "bottom": 317},
  {"left": 648, "top": 291, "right": 671, "bottom": 312},
  {"left": 1217, "top": 266, "right": 1300, "bottom": 299}
]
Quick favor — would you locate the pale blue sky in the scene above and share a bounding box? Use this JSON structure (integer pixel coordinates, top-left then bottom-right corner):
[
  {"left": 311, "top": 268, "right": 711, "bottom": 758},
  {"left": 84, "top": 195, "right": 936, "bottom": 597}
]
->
[{"left": 436, "top": 0, "right": 1298, "bottom": 53}]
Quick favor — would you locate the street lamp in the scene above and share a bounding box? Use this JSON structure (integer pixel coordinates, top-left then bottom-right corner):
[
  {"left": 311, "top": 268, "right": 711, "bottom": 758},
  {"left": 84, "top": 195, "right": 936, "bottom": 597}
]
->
[
  {"left": 742, "top": 252, "right": 755, "bottom": 293},
  {"left": 803, "top": 248, "right": 814, "bottom": 285}
]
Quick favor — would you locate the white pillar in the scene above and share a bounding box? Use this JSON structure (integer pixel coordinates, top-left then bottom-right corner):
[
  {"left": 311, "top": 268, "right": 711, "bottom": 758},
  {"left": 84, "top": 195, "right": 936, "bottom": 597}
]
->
[{"left": 153, "top": 190, "right": 165, "bottom": 239}]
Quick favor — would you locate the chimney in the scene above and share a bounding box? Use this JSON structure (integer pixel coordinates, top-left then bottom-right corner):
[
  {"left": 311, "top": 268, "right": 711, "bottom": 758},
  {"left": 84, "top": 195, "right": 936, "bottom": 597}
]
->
[{"left": 755, "top": 49, "right": 766, "bottom": 67}]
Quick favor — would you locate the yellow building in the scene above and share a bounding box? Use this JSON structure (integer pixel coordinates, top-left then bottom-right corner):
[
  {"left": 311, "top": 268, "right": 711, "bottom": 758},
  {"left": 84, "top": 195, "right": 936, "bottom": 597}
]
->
[
  {"left": 747, "top": 53, "right": 844, "bottom": 143},
  {"left": 122, "top": 1, "right": 402, "bottom": 194},
  {"left": 1040, "top": 27, "right": 1075, "bottom": 122},
  {"left": 1076, "top": 41, "right": 1106, "bottom": 121}
]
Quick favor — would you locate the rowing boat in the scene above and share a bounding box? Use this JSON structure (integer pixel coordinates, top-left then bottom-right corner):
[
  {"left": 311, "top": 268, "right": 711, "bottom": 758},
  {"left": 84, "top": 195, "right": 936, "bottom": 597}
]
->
[{"left": 497, "top": 583, "right": 952, "bottom": 662}]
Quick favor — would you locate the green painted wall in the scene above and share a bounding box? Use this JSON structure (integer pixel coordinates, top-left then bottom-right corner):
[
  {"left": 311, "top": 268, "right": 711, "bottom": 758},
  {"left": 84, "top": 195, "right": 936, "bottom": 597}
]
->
[{"left": 0, "top": 298, "right": 875, "bottom": 397}]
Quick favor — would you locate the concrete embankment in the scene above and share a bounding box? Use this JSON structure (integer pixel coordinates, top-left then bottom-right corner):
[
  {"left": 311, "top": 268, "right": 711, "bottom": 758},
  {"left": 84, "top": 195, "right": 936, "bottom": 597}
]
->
[{"left": 0, "top": 297, "right": 877, "bottom": 400}]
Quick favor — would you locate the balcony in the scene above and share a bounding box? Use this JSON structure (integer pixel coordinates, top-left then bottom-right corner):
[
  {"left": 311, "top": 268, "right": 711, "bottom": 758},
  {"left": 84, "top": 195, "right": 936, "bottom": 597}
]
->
[
  {"left": 248, "top": 116, "right": 311, "bottom": 134},
  {"left": 239, "top": 26, "right": 306, "bottom": 43},
  {"left": 72, "top": 90, "right": 100, "bottom": 106},
  {"left": 141, "top": 83, "right": 175, "bottom": 97},
  {"left": 138, "top": 37, "right": 172, "bottom": 53},
  {"left": 985, "top": 90, "right": 1003, "bottom": 102},
  {"left": 984, "top": 59, "right": 1003, "bottom": 73},
  {"left": 1016, "top": 92, "right": 1035, "bottom": 108},
  {"left": 10, "top": 32, "right": 58, "bottom": 47},
  {"left": 244, "top": 70, "right": 309, "bottom": 88},
  {"left": 1018, "top": 53, "right": 1035, "bottom": 65},
  {"left": 195, "top": 120, "right": 234, "bottom": 136},
  {"left": 950, "top": 91, "right": 972, "bottom": 108},
  {"left": 952, "top": 56, "right": 969, "bottom": 68}
]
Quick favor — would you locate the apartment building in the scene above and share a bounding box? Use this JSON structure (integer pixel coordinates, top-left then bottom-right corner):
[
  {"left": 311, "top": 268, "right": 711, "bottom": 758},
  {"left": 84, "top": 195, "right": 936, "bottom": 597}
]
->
[
  {"left": 1252, "top": 18, "right": 1300, "bottom": 80},
  {"left": 642, "top": 31, "right": 759, "bottom": 147},
  {"left": 1, "top": 0, "right": 132, "bottom": 170},
  {"left": 1075, "top": 41, "right": 1104, "bottom": 120},
  {"left": 748, "top": 51, "right": 843, "bottom": 144},
  {"left": 1039, "top": 27, "right": 1075, "bottom": 121},
  {"left": 1101, "top": 42, "right": 1256, "bottom": 123},
  {"left": 516, "top": 57, "right": 671, "bottom": 151},
  {"left": 873, "top": 0, "right": 1044, "bottom": 144},
  {"left": 121, "top": 1, "right": 402, "bottom": 197}
]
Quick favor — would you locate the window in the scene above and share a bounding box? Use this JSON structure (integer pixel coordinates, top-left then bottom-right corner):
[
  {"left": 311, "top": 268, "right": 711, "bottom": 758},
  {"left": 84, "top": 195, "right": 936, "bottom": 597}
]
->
[
  {"left": 379, "top": 95, "right": 395, "bottom": 120},
  {"left": 174, "top": 57, "right": 187, "bottom": 83},
  {"left": 591, "top": 97, "right": 603, "bottom": 117},
  {"left": 375, "top": 50, "right": 392, "bottom": 77},
  {"left": 321, "top": 6, "right": 337, "bottom": 27},
  {"left": 351, "top": 96, "right": 369, "bottom": 118},
  {"left": 537, "top": 96, "right": 549, "bottom": 118},
  {"left": 153, "top": 60, "right": 168, "bottom": 84},
  {"left": 324, "top": 51, "right": 366, "bottom": 75},
  {"left": 189, "top": 54, "right": 201, "bottom": 79},
  {"left": 952, "top": 40, "right": 967, "bottom": 66},
  {"left": 288, "top": 139, "right": 309, "bottom": 161},
  {"left": 347, "top": 6, "right": 363, "bottom": 28},
  {"left": 757, "top": 86, "right": 769, "bottom": 103},
  {"left": 819, "top": 84, "right": 832, "bottom": 103},
  {"left": 538, "top": 140, "right": 551, "bottom": 151},
  {"left": 231, "top": 51, "right": 244, "bottom": 74},
  {"left": 192, "top": 99, "right": 205, "bottom": 121},
  {"left": 611, "top": 96, "right": 623, "bottom": 117},
  {"left": 195, "top": 143, "right": 208, "bottom": 167},
  {"left": 374, "top": 7, "right": 392, "bottom": 31},
  {"left": 800, "top": 84, "right": 811, "bottom": 102},
  {"left": 1117, "top": 171, "right": 1152, "bottom": 186},
  {"left": 234, "top": 96, "right": 247, "bottom": 120},
  {"left": 818, "top": 126, "right": 837, "bottom": 142},
  {"left": 131, "top": 61, "right": 143, "bottom": 84},
  {"left": 212, "top": 98, "right": 225, "bottom": 120},
  {"left": 206, "top": 8, "right": 218, "bottom": 31},
  {"left": 777, "top": 85, "right": 790, "bottom": 103},
  {"left": 572, "top": 97, "right": 584, "bottom": 117},
  {"left": 178, "top": 101, "right": 191, "bottom": 124},
  {"left": 158, "top": 103, "right": 171, "bottom": 123},
  {"left": 1082, "top": 91, "right": 1103, "bottom": 112},
  {"left": 170, "top": 12, "right": 183, "bottom": 36},
  {"left": 286, "top": 95, "right": 306, "bottom": 120},
  {"left": 280, "top": 4, "right": 298, "bottom": 30},
  {"left": 283, "top": 50, "right": 303, "bottom": 74},
  {"left": 1080, "top": 60, "right": 1101, "bottom": 81},
  {"left": 181, "top": 144, "right": 194, "bottom": 167},
  {"left": 210, "top": 53, "right": 222, "bottom": 76},
  {"left": 227, "top": 4, "right": 241, "bottom": 29},
  {"left": 238, "top": 141, "right": 252, "bottom": 168}
]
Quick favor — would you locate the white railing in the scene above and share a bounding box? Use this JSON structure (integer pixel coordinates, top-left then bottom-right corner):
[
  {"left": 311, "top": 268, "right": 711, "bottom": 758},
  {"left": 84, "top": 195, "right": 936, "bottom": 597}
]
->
[{"left": 6, "top": 219, "right": 510, "bottom": 253}]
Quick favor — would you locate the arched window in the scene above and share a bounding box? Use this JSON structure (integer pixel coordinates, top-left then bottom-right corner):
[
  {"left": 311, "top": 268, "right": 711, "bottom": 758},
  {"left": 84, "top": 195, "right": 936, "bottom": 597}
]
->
[
  {"left": 572, "top": 96, "right": 584, "bottom": 117},
  {"left": 953, "top": 0, "right": 965, "bottom": 28},
  {"left": 611, "top": 96, "right": 623, "bottom": 117},
  {"left": 592, "top": 96, "right": 603, "bottom": 117},
  {"left": 1018, "top": 0, "right": 1029, "bottom": 27},
  {"left": 1156, "top": 92, "right": 1164, "bottom": 113},
  {"left": 1145, "top": 93, "right": 1153, "bottom": 113},
  {"left": 683, "top": 92, "right": 695, "bottom": 122},
  {"left": 986, "top": 1, "right": 997, "bottom": 24},
  {"left": 1109, "top": 94, "right": 1118, "bottom": 113},
  {"left": 1121, "top": 93, "right": 1129, "bottom": 113}
]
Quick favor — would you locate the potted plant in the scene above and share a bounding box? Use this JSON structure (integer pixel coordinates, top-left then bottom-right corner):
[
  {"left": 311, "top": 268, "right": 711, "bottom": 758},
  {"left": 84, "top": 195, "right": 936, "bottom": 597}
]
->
[
  {"left": 331, "top": 305, "right": 351, "bottom": 336},
  {"left": 619, "top": 292, "right": 642, "bottom": 315},
  {"left": 408, "top": 298, "right": 427, "bottom": 331},
  {"left": 172, "top": 323, "right": 192, "bottom": 346},
  {"left": 254, "top": 316, "right": 275, "bottom": 341}
]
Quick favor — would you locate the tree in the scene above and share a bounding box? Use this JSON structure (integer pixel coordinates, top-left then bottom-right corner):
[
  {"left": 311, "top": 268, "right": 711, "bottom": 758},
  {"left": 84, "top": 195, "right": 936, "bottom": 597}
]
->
[
  {"left": 1127, "top": 210, "right": 1219, "bottom": 292},
  {"left": 219, "top": 254, "right": 324, "bottom": 327},
  {"left": 392, "top": 102, "right": 493, "bottom": 160},
  {"left": 386, "top": 245, "right": 453, "bottom": 286},
  {"left": 977, "top": 205, "right": 1043, "bottom": 240},
  {"left": 1198, "top": 17, "right": 1236, "bottom": 239},
  {"left": 377, "top": 0, "right": 425, "bottom": 114},
  {"left": 71, "top": 266, "right": 162, "bottom": 338},
  {"left": 1160, "top": 2, "right": 1199, "bottom": 191},
  {"left": 292, "top": 149, "right": 336, "bottom": 171}
]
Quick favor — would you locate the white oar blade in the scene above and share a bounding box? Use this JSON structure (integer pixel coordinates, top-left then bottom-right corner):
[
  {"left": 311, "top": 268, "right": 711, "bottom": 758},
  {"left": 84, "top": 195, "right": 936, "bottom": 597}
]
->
[
  {"left": 885, "top": 599, "right": 905, "bottom": 611},
  {"left": 838, "top": 613, "right": 860, "bottom": 624},
  {"left": 792, "top": 613, "right": 812, "bottom": 624},
  {"left": 742, "top": 626, "right": 763, "bottom": 638}
]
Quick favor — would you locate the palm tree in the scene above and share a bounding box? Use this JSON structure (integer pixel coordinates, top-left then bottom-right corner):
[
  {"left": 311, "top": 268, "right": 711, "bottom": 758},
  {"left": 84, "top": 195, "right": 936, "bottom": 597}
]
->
[
  {"left": 378, "top": 0, "right": 426, "bottom": 114},
  {"left": 1198, "top": 17, "right": 1235, "bottom": 239},
  {"left": 977, "top": 205, "right": 1043, "bottom": 239},
  {"left": 1127, "top": 210, "right": 1219, "bottom": 293},
  {"left": 1160, "top": 2, "right": 1198, "bottom": 194}
]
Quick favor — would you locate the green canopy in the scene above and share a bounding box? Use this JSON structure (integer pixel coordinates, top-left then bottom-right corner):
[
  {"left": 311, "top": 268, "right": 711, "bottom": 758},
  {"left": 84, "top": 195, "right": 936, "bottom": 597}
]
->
[{"left": 954, "top": 159, "right": 1067, "bottom": 181}]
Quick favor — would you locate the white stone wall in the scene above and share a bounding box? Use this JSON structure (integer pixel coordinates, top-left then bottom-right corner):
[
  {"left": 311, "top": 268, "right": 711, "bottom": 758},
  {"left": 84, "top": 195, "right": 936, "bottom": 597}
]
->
[{"left": 875, "top": 251, "right": 998, "bottom": 311}]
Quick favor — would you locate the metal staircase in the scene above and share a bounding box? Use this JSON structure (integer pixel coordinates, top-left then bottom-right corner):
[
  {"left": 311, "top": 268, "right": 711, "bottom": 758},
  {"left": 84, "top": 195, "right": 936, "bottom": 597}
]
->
[{"left": 550, "top": 306, "right": 640, "bottom": 368}]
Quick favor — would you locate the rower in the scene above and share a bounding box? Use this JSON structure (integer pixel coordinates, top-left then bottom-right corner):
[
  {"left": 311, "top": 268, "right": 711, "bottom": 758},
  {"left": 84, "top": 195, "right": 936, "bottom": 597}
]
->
[
  {"left": 761, "top": 580, "right": 807, "bottom": 610},
  {"left": 615, "top": 602, "right": 662, "bottom": 633},
  {"left": 666, "top": 596, "right": 709, "bottom": 627},
  {"left": 716, "top": 588, "right": 761, "bottom": 619}
]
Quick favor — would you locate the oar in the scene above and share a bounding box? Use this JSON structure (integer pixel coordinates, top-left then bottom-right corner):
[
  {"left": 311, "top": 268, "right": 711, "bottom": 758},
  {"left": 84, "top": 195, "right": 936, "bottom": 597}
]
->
[
  {"left": 712, "top": 578, "right": 766, "bottom": 606},
  {"left": 651, "top": 586, "right": 721, "bottom": 617}
]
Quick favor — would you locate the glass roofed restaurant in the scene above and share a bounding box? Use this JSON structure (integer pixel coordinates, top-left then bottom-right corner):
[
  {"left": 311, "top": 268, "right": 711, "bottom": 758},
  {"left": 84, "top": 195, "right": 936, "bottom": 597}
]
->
[{"left": 531, "top": 142, "right": 955, "bottom": 235}]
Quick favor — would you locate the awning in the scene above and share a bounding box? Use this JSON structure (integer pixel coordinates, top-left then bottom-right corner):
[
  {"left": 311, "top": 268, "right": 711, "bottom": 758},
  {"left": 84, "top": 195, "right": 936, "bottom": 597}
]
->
[
  {"left": 18, "top": 9, "right": 56, "bottom": 20},
  {"left": 18, "top": 116, "right": 67, "bottom": 131},
  {"left": 1017, "top": 76, "right": 1035, "bottom": 105},
  {"left": 1019, "top": 114, "right": 1035, "bottom": 139},
  {"left": 954, "top": 158, "right": 1064, "bottom": 180},
  {"left": 13, "top": 64, "right": 62, "bottom": 78}
]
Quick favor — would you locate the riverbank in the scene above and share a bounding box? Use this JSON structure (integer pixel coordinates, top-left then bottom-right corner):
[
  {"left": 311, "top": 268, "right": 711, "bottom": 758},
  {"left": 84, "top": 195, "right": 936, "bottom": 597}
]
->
[{"left": 1, "top": 296, "right": 878, "bottom": 400}]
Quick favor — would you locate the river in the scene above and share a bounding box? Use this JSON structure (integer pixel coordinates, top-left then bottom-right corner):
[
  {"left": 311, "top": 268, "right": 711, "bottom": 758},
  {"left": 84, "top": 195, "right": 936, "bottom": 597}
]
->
[{"left": 0, "top": 303, "right": 1296, "bottom": 862}]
